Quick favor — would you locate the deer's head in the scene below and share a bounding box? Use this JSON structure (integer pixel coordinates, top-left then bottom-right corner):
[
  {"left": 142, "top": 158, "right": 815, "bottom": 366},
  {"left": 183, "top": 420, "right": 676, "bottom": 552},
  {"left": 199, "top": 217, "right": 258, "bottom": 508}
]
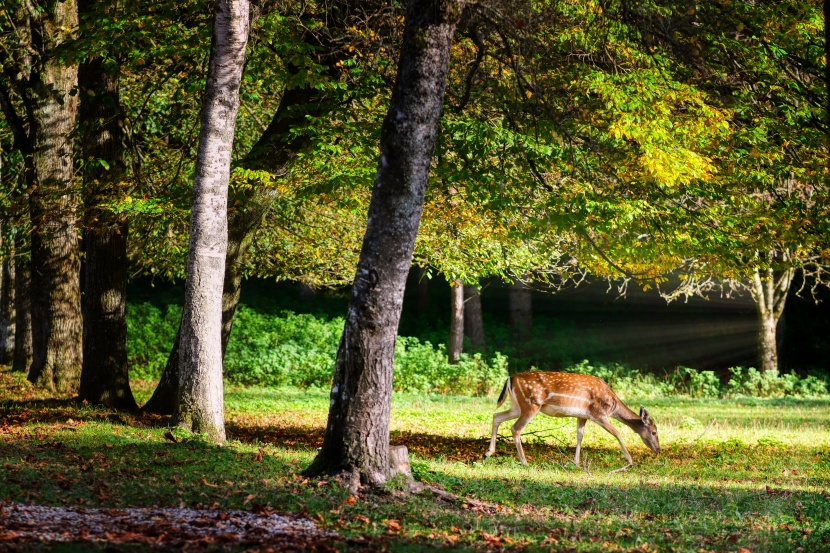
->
[{"left": 637, "top": 407, "right": 660, "bottom": 454}]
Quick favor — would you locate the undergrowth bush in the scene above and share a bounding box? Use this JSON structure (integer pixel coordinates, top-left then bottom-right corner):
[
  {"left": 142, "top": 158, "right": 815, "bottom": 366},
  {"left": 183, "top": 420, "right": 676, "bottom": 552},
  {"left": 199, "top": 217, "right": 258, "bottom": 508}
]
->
[
  {"left": 726, "top": 367, "right": 828, "bottom": 398},
  {"left": 128, "top": 302, "right": 508, "bottom": 396},
  {"left": 127, "top": 302, "right": 182, "bottom": 380},
  {"left": 127, "top": 301, "right": 828, "bottom": 399},
  {"left": 559, "top": 360, "right": 829, "bottom": 399}
]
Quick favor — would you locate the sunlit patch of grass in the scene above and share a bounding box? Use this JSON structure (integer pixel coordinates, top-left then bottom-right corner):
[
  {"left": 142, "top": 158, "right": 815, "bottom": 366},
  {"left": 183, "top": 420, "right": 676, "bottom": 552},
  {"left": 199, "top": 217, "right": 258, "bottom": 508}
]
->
[{"left": 2, "top": 366, "right": 830, "bottom": 552}]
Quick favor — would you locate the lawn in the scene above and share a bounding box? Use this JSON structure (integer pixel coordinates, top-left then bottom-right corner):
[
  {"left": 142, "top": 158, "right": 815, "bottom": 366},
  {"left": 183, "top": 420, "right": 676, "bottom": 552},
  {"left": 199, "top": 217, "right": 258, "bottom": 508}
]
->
[{"left": 1, "top": 366, "right": 828, "bottom": 552}]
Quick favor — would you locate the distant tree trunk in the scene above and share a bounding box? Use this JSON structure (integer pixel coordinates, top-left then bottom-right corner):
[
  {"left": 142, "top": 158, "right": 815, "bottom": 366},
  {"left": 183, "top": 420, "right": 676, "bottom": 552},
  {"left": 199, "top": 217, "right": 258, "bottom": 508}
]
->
[
  {"left": 26, "top": 3, "right": 83, "bottom": 391},
  {"left": 464, "top": 283, "right": 486, "bottom": 352},
  {"left": 448, "top": 279, "right": 464, "bottom": 363},
  {"left": 174, "top": 0, "right": 250, "bottom": 441},
  {"left": 750, "top": 265, "right": 794, "bottom": 372},
  {"left": 413, "top": 266, "right": 430, "bottom": 316},
  {"left": 0, "top": 242, "right": 14, "bottom": 365},
  {"left": 77, "top": 14, "right": 137, "bottom": 410},
  {"left": 304, "top": 0, "right": 461, "bottom": 487},
  {"left": 12, "top": 235, "right": 32, "bottom": 374},
  {"left": 508, "top": 278, "right": 533, "bottom": 337}
]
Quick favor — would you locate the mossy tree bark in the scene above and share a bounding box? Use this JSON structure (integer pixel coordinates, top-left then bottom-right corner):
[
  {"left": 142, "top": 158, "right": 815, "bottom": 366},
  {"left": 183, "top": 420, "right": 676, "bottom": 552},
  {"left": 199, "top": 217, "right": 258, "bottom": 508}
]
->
[
  {"left": 12, "top": 234, "right": 32, "bottom": 375},
  {"left": 304, "top": 0, "right": 462, "bottom": 487},
  {"left": 24, "top": 0, "right": 83, "bottom": 392},
  {"left": 77, "top": 0, "right": 137, "bottom": 410},
  {"left": 0, "top": 228, "right": 14, "bottom": 365}
]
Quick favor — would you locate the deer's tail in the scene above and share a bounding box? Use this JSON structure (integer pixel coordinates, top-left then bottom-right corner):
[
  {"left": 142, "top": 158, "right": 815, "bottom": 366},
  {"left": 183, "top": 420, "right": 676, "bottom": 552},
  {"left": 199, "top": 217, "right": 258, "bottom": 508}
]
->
[{"left": 496, "top": 377, "right": 511, "bottom": 409}]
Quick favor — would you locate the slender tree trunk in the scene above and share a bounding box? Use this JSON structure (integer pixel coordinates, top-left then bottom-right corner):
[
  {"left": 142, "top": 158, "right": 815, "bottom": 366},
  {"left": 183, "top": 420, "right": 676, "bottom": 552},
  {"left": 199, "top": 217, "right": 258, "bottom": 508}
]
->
[
  {"left": 26, "top": 2, "right": 82, "bottom": 391},
  {"left": 508, "top": 278, "right": 533, "bottom": 336},
  {"left": 304, "top": 0, "right": 461, "bottom": 487},
  {"left": 77, "top": 3, "right": 136, "bottom": 409},
  {"left": 750, "top": 264, "right": 794, "bottom": 372},
  {"left": 463, "top": 283, "right": 486, "bottom": 352},
  {"left": 143, "top": 2, "right": 351, "bottom": 414},
  {"left": 0, "top": 246, "right": 14, "bottom": 365},
  {"left": 12, "top": 234, "right": 32, "bottom": 374},
  {"left": 448, "top": 279, "right": 464, "bottom": 363},
  {"left": 174, "top": 0, "right": 250, "bottom": 441},
  {"left": 143, "top": 206, "right": 264, "bottom": 415}
]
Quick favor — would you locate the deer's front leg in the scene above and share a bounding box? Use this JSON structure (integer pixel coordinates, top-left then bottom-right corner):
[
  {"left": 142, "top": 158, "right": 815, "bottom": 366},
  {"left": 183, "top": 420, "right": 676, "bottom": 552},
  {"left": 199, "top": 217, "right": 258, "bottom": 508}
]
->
[
  {"left": 596, "top": 418, "right": 634, "bottom": 473},
  {"left": 574, "top": 417, "right": 587, "bottom": 465},
  {"left": 485, "top": 403, "right": 521, "bottom": 458}
]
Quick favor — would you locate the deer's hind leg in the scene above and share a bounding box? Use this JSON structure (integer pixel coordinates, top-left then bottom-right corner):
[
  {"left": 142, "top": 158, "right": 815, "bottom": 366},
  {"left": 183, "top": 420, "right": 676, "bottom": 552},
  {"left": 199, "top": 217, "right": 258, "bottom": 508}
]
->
[{"left": 511, "top": 404, "right": 542, "bottom": 465}]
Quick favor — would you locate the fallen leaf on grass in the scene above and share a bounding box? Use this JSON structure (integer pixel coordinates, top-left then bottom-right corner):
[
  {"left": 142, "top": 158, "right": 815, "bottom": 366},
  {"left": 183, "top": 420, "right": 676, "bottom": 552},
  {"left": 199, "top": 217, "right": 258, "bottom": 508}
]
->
[
  {"left": 480, "top": 531, "right": 513, "bottom": 547},
  {"left": 200, "top": 476, "right": 219, "bottom": 488},
  {"left": 243, "top": 494, "right": 257, "bottom": 505},
  {"left": 163, "top": 431, "right": 179, "bottom": 443},
  {"left": 342, "top": 496, "right": 356, "bottom": 506},
  {"left": 385, "top": 520, "right": 401, "bottom": 533}
]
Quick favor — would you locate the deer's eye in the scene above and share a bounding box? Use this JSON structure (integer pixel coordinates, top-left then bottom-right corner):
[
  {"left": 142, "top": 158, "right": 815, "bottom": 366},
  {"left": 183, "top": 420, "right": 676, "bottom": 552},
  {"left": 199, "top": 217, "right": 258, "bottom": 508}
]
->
[{"left": 652, "top": 432, "right": 656, "bottom": 436}]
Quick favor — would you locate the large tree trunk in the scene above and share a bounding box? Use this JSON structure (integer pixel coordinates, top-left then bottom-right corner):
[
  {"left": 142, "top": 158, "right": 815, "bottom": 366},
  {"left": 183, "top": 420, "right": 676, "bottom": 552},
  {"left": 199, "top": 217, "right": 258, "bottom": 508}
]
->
[
  {"left": 77, "top": 12, "right": 137, "bottom": 410},
  {"left": 448, "top": 279, "right": 464, "bottom": 363},
  {"left": 12, "top": 234, "right": 32, "bottom": 374},
  {"left": 508, "top": 278, "right": 533, "bottom": 336},
  {"left": 0, "top": 236, "right": 14, "bottom": 365},
  {"left": 304, "top": 0, "right": 461, "bottom": 487},
  {"left": 174, "top": 0, "right": 250, "bottom": 441},
  {"left": 26, "top": 2, "right": 82, "bottom": 392},
  {"left": 463, "top": 283, "right": 486, "bottom": 352},
  {"left": 750, "top": 265, "right": 794, "bottom": 372}
]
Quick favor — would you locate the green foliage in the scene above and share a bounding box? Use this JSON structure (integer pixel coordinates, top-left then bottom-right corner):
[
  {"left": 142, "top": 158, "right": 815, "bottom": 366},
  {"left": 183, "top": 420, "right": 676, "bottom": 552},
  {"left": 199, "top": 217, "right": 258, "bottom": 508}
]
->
[
  {"left": 393, "top": 337, "right": 508, "bottom": 396},
  {"left": 561, "top": 361, "right": 830, "bottom": 400},
  {"left": 726, "top": 367, "right": 829, "bottom": 399},
  {"left": 222, "top": 306, "right": 343, "bottom": 389},
  {"left": 667, "top": 366, "right": 722, "bottom": 399},
  {"left": 128, "top": 301, "right": 508, "bottom": 396},
  {"left": 125, "top": 302, "right": 182, "bottom": 380}
]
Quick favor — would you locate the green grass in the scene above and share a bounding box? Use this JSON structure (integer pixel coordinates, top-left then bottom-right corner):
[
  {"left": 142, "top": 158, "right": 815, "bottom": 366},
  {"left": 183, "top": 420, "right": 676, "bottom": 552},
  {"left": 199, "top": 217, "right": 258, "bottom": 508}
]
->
[{"left": 1, "top": 367, "right": 829, "bottom": 552}]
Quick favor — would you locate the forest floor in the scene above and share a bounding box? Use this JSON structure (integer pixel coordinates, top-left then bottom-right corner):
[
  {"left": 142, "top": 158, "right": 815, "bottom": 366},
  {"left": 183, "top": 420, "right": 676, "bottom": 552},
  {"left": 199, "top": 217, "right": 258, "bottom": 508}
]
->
[{"left": 0, "top": 367, "right": 828, "bottom": 552}]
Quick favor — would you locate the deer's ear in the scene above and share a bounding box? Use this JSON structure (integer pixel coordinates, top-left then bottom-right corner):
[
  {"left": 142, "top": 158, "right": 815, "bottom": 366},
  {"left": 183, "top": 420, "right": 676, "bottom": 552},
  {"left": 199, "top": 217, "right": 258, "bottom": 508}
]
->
[{"left": 640, "top": 407, "right": 650, "bottom": 423}]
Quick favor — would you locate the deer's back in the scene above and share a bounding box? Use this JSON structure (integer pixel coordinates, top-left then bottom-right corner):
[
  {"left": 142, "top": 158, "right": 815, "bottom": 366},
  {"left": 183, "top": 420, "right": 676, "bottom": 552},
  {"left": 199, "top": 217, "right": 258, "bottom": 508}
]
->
[{"left": 511, "top": 371, "right": 618, "bottom": 419}]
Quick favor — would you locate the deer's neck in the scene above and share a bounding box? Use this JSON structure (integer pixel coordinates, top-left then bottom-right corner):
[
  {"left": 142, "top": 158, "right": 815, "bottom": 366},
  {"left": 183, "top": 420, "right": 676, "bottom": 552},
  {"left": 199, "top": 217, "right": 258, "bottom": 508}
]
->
[{"left": 612, "top": 401, "right": 643, "bottom": 432}]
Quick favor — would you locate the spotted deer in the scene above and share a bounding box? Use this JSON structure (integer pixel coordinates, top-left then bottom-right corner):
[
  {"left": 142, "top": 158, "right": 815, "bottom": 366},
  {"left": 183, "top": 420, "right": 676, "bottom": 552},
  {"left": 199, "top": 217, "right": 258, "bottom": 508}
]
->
[{"left": 484, "top": 371, "right": 660, "bottom": 472}]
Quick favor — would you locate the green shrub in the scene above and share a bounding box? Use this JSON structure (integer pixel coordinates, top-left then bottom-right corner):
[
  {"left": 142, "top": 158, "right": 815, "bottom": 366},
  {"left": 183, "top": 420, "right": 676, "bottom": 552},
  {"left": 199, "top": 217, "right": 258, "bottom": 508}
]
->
[
  {"left": 726, "top": 367, "right": 829, "bottom": 398},
  {"left": 128, "top": 302, "right": 508, "bottom": 396},
  {"left": 393, "top": 337, "right": 508, "bottom": 396},
  {"left": 667, "top": 366, "right": 722, "bottom": 398},
  {"left": 126, "top": 302, "right": 182, "bottom": 380},
  {"left": 223, "top": 307, "right": 343, "bottom": 388},
  {"left": 127, "top": 299, "right": 828, "bottom": 400}
]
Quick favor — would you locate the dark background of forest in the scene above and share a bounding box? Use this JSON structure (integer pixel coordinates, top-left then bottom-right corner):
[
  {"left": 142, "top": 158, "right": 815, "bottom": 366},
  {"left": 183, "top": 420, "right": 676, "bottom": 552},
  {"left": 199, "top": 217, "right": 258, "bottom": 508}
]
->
[{"left": 129, "top": 270, "right": 830, "bottom": 379}]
